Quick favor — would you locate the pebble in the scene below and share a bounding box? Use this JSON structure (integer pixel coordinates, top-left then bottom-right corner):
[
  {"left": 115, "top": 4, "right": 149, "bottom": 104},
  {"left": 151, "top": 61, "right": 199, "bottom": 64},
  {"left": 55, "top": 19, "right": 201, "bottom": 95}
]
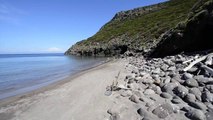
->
[
  {"left": 161, "top": 64, "right": 169, "bottom": 71},
  {"left": 137, "top": 108, "right": 148, "bottom": 118},
  {"left": 171, "top": 98, "right": 182, "bottom": 104},
  {"left": 187, "top": 67, "right": 198, "bottom": 73},
  {"left": 159, "top": 72, "right": 166, "bottom": 77},
  {"left": 168, "top": 72, "right": 177, "bottom": 78},
  {"left": 140, "top": 72, "right": 149, "bottom": 77},
  {"left": 129, "top": 95, "right": 139, "bottom": 103},
  {"left": 188, "top": 101, "right": 207, "bottom": 110},
  {"left": 155, "top": 86, "right": 162, "bottom": 94},
  {"left": 105, "top": 90, "right": 112, "bottom": 96},
  {"left": 173, "top": 85, "right": 188, "bottom": 98},
  {"left": 181, "top": 106, "right": 191, "bottom": 112},
  {"left": 145, "top": 101, "right": 154, "bottom": 108},
  {"left": 171, "top": 76, "right": 185, "bottom": 84},
  {"left": 152, "top": 103, "right": 173, "bottom": 119},
  {"left": 201, "top": 91, "right": 213, "bottom": 102},
  {"left": 161, "top": 83, "right": 178, "bottom": 94},
  {"left": 184, "top": 93, "right": 196, "bottom": 103},
  {"left": 152, "top": 74, "right": 160, "bottom": 80},
  {"left": 206, "top": 102, "right": 213, "bottom": 109},
  {"left": 144, "top": 89, "right": 155, "bottom": 95},
  {"left": 206, "top": 111, "right": 213, "bottom": 120},
  {"left": 182, "top": 73, "right": 193, "bottom": 80},
  {"left": 142, "top": 79, "right": 154, "bottom": 84},
  {"left": 189, "top": 88, "right": 202, "bottom": 101},
  {"left": 129, "top": 83, "right": 140, "bottom": 90},
  {"left": 206, "top": 85, "right": 213, "bottom": 93},
  {"left": 134, "top": 77, "right": 142, "bottom": 82},
  {"left": 163, "top": 76, "right": 171, "bottom": 84},
  {"left": 172, "top": 104, "right": 180, "bottom": 113},
  {"left": 194, "top": 75, "right": 210, "bottom": 84},
  {"left": 120, "top": 90, "right": 132, "bottom": 97},
  {"left": 152, "top": 68, "right": 161, "bottom": 74},
  {"left": 160, "top": 92, "right": 172, "bottom": 99},
  {"left": 186, "top": 109, "right": 206, "bottom": 120},
  {"left": 185, "top": 78, "right": 199, "bottom": 87},
  {"left": 168, "top": 66, "right": 176, "bottom": 71},
  {"left": 164, "top": 59, "right": 174, "bottom": 66}
]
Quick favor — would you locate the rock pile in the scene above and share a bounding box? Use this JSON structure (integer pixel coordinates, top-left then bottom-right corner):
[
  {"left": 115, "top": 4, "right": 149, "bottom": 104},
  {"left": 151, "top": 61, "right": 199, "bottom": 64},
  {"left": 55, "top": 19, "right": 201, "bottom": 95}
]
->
[{"left": 106, "top": 52, "right": 213, "bottom": 120}]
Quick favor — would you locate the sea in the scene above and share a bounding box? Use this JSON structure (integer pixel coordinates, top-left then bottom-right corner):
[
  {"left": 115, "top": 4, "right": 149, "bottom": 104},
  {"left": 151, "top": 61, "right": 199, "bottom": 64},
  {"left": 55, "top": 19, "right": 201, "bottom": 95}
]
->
[{"left": 0, "top": 53, "right": 106, "bottom": 100}]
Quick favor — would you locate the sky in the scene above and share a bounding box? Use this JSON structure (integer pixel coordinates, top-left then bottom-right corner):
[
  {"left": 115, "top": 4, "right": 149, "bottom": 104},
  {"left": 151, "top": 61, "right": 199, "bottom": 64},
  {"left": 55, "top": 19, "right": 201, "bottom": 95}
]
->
[{"left": 0, "top": 0, "right": 167, "bottom": 54}]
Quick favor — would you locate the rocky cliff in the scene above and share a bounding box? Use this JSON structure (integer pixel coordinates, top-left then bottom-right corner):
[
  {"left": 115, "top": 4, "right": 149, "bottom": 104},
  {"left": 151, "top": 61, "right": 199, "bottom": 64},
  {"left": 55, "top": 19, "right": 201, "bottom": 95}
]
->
[
  {"left": 150, "top": 0, "right": 213, "bottom": 57},
  {"left": 65, "top": 0, "right": 198, "bottom": 56}
]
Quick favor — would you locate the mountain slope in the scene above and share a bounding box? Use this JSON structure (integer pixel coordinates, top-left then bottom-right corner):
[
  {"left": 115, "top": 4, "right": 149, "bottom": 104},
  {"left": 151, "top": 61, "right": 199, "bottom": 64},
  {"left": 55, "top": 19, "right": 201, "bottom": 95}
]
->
[
  {"left": 150, "top": 0, "right": 213, "bottom": 57},
  {"left": 65, "top": 0, "right": 198, "bottom": 56}
]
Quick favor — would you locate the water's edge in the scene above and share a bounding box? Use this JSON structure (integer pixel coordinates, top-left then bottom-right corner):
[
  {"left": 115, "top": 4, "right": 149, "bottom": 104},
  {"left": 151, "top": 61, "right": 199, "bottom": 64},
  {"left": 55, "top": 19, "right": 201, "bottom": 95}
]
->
[
  {"left": 0, "top": 58, "right": 112, "bottom": 107},
  {"left": 0, "top": 53, "right": 110, "bottom": 101}
]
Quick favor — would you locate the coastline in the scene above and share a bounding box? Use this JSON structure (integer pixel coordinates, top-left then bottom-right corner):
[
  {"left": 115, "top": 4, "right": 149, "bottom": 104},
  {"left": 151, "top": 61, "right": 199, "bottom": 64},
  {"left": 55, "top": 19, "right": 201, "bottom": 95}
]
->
[
  {"left": 0, "top": 58, "right": 128, "bottom": 120},
  {"left": 0, "top": 57, "right": 110, "bottom": 107}
]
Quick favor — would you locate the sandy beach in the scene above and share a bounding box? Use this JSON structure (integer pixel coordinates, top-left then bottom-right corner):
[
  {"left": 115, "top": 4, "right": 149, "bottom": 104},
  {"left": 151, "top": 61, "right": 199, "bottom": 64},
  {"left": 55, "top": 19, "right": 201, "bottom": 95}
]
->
[{"left": 0, "top": 59, "right": 128, "bottom": 120}]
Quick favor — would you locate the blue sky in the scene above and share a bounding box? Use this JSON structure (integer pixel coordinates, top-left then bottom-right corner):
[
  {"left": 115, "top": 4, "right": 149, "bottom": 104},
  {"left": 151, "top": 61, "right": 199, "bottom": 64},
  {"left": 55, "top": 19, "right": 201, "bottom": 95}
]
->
[{"left": 0, "top": 0, "right": 167, "bottom": 54}]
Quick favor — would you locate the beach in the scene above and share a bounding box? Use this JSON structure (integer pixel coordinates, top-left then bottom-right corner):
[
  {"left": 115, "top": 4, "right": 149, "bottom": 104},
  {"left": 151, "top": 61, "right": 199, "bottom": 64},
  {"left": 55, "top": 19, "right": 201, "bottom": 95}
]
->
[{"left": 0, "top": 59, "right": 128, "bottom": 120}]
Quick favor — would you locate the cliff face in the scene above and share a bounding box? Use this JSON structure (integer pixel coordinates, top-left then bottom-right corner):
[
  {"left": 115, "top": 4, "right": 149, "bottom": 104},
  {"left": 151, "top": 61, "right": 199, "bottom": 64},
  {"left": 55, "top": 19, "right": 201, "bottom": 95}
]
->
[
  {"left": 65, "top": 0, "right": 198, "bottom": 56},
  {"left": 111, "top": 2, "right": 167, "bottom": 22},
  {"left": 150, "top": 0, "right": 213, "bottom": 57}
]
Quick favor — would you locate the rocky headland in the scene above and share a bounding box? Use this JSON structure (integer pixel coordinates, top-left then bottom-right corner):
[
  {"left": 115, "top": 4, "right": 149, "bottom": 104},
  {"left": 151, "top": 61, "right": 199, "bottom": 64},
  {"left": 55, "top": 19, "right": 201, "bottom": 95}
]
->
[{"left": 65, "top": 0, "right": 199, "bottom": 56}]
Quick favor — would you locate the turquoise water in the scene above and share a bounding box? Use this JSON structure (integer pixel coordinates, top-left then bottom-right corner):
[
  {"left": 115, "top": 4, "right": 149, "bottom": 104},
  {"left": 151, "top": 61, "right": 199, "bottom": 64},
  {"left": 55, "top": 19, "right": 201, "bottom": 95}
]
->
[{"left": 0, "top": 53, "right": 106, "bottom": 99}]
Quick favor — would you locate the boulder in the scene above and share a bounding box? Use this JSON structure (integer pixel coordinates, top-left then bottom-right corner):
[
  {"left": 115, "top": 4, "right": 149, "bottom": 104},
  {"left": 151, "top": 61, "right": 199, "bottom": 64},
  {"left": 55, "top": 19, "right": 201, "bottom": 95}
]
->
[
  {"left": 152, "top": 103, "right": 173, "bottom": 119},
  {"left": 186, "top": 109, "right": 206, "bottom": 120},
  {"left": 184, "top": 78, "right": 199, "bottom": 87},
  {"left": 173, "top": 85, "right": 188, "bottom": 98},
  {"left": 201, "top": 91, "right": 213, "bottom": 102}
]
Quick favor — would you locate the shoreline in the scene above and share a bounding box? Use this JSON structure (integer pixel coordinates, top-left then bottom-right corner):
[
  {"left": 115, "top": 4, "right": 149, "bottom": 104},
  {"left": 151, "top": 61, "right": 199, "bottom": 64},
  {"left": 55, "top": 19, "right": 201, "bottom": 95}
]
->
[
  {"left": 0, "top": 58, "right": 111, "bottom": 107},
  {"left": 0, "top": 58, "right": 127, "bottom": 120}
]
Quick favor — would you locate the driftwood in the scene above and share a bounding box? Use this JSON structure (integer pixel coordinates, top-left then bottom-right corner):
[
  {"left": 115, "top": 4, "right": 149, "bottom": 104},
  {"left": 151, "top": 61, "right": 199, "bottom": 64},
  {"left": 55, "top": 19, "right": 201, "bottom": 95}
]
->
[
  {"left": 183, "top": 52, "right": 213, "bottom": 72},
  {"left": 109, "top": 71, "right": 129, "bottom": 91},
  {"left": 183, "top": 55, "right": 207, "bottom": 71},
  {"left": 105, "top": 71, "right": 121, "bottom": 96},
  {"left": 183, "top": 55, "right": 199, "bottom": 64},
  {"left": 183, "top": 58, "right": 194, "bottom": 64}
]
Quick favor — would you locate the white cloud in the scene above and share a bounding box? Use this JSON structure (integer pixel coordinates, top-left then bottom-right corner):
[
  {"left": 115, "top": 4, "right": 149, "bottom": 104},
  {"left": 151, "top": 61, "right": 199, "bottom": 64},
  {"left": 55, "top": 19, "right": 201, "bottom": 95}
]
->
[{"left": 47, "top": 47, "right": 63, "bottom": 53}]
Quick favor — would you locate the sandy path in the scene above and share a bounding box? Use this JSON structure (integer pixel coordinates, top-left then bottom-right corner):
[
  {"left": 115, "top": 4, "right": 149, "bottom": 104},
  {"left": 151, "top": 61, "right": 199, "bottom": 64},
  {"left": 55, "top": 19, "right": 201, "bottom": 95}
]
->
[{"left": 0, "top": 59, "right": 127, "bottom": 120}]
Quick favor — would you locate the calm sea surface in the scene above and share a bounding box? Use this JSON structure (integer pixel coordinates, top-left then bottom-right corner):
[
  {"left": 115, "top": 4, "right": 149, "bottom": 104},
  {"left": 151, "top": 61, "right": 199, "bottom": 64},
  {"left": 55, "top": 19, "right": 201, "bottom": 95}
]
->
[{"left": 0, "top": 53, "right": 106, "bottom": 100}]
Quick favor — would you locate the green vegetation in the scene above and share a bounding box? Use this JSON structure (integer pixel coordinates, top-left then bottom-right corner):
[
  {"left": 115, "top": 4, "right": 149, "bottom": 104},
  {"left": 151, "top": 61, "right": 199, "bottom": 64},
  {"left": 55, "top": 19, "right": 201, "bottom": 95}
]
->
[
  {"left": 66, "top": 0, "right": 200, "bottom": 56},
  {"left": 79, "top": 0, "right": 197, "bottom": 46}
]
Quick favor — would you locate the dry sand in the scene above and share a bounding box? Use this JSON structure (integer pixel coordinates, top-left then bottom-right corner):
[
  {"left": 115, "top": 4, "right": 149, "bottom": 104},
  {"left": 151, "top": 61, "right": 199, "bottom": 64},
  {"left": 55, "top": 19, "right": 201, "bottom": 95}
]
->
[{"left": 0, "top": 59, "right": 128, "bottom": 120}]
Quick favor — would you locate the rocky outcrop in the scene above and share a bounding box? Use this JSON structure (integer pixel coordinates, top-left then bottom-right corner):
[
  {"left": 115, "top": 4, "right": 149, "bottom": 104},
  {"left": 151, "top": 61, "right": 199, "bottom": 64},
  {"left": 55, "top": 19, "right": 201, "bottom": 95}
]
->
[
  {"left": 65, "top": 35, "right": 130, "bottom": 56},
  {"left": 150, "top": 0, "right": 213, "bottom": 57}
]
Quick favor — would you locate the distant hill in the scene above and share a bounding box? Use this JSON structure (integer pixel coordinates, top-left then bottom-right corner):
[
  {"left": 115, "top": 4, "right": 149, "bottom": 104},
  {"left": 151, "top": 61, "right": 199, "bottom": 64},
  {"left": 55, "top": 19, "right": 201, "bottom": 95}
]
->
[{"left": 65, "top": 0, "right": 199, "bottom": 56}]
